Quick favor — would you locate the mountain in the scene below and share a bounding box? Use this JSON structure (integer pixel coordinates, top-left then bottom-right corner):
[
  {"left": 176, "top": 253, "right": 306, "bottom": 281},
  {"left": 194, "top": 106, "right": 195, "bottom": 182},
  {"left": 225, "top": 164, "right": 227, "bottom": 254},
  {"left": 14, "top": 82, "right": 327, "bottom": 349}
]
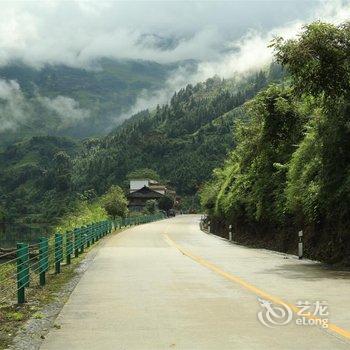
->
[
  {"left": 0, "top": 63, "right": 284, "bottom": 223},
  {"left": 0, "top": 58, "right": 196, "bottom": 146},
  {"left": 0, "top": 136, "right": 80, "bottom": 223},
  {"left": 73, "top": 64, "right": 284, "bottom": 196}
]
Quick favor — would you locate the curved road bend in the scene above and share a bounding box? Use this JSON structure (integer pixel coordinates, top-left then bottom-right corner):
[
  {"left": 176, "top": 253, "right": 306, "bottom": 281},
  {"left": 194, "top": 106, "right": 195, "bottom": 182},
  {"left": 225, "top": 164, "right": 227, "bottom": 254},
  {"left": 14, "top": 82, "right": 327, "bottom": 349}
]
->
[{"left": 41, "top": 215, "right": 350, "bottom": 350}]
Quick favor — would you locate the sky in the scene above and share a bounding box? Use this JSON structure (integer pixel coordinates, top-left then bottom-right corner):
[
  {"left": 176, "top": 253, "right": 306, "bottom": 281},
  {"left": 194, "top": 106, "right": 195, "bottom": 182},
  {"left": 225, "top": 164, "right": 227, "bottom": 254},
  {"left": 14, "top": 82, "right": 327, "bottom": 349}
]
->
[
  {"left": 0, "top": 0, "right": 349, "bottom": 126},
  {"left": 0, "top": 1, "right": 333, "bottom": 68}
]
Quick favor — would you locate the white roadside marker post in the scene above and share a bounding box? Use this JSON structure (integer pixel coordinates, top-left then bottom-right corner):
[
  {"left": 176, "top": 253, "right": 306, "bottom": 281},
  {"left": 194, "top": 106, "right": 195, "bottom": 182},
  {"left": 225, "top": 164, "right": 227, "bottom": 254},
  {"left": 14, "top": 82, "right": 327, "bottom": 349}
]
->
[
  {"left": 229, "top": 224, "right": 232, "bottom": 242},
  {"left": 298, "top": 230, "right": 303, "bottom": 260}
]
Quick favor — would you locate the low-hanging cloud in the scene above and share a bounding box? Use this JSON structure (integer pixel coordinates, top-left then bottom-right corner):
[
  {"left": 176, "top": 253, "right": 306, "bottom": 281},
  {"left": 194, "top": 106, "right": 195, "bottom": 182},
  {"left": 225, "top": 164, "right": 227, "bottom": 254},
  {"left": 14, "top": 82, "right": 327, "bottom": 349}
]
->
[
  {"left": 0, "top": 79, "right": 29, "bottom": 131},
  {"left": 0, "top": 0, "right": 349, "bottom": 128},
  {"left": 38, "top": 96, "right": 90, "bottom": 123},
  {"left": 0, "top": 78, "right": 91, "bottom": 132},
  {"left": 117, "top": 0, "right": 350, "bottom": 122},
  {"left": 194, "top": 0, "right": 350, "bottom": 82},
  {"left": 0, "top": 1, "right": 323, "bottom": 68}
]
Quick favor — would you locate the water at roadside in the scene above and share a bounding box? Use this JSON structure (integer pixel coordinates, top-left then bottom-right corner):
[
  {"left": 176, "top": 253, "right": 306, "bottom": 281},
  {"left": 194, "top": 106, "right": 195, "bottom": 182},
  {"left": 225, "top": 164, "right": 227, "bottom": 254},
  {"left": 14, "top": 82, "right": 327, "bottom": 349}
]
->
[{"left": 0, "top": 223, "right": 54, "bottom": 250}]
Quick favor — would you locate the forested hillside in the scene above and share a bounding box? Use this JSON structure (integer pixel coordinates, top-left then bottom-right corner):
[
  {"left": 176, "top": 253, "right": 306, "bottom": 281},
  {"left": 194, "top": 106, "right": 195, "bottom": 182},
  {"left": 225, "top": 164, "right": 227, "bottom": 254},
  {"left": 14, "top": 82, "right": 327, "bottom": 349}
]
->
[
  {"left": 0, "top": 64, "right": 284, "bottom": 223},
  {"left": 0, "top": 59, "right": 194, "bottom": 146},
  {"left": 2, "top": 20, "right": 349, "bottom": 266},
  {"left": 73, "top": 65, "right": 284, "bottom": 196},
  {"left": 0, "top": 136, "right": 80, "bottom": 223},
  {"left": 200, "top": 22, "right": 350, "bottom": 265}
]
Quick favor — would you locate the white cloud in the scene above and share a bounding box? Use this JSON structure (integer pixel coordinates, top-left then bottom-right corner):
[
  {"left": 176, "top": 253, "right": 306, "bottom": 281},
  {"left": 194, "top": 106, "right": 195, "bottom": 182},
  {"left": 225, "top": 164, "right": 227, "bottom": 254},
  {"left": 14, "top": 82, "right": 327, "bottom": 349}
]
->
[
  {"left": 0, "top": 0, "right": 349, "bottom": 127},
  {"left": 0, "top": 79, "right": 29, "bottom": 131},
  {"left": 115, "top": 0, "right": 350, "bottom": 122},
  {"left": 0, "top": 1, "right": 322, "bottom": 68},
  {"left": 194, "top": 0, "right": 350, "bottom": 82},
  {"left": 38, "top": 95, "right": 90, "bottom": 123},
  {"left": 0, "top": 79, "right": 90, "bottom": 131}
]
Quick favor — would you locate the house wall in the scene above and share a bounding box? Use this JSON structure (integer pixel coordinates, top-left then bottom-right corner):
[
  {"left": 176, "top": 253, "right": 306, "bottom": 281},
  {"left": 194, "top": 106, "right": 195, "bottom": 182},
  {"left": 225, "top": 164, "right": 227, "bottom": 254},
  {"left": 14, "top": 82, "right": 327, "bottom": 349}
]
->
[{"left": 130, "top": 179, "right": 150, "bottom": 192}]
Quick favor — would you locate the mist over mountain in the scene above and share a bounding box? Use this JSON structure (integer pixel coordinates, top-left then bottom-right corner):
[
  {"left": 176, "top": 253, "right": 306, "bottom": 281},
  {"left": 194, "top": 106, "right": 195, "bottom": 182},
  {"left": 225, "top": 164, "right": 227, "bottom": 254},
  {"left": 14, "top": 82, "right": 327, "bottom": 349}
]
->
[
  {"left": 0, "top": 58, "right": 196, "bottom": 145},
  {"left": 0, "top": 0, "right": 347, "bottom": 147}
]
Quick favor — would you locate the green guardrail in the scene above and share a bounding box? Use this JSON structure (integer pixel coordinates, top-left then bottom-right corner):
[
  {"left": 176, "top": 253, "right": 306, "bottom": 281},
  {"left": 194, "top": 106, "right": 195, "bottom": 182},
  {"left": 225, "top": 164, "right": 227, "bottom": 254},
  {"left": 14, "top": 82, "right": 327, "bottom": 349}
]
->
[{"left": 0, "top": 213, "right": 165, "bottom": 305}]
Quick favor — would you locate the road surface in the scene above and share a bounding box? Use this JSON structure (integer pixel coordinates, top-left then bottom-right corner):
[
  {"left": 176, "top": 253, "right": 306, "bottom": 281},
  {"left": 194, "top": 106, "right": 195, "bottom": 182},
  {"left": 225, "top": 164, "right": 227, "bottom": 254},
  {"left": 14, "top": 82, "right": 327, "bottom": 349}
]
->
[{"left": 41, "top": 215, "right": 350, "bottom": 349}]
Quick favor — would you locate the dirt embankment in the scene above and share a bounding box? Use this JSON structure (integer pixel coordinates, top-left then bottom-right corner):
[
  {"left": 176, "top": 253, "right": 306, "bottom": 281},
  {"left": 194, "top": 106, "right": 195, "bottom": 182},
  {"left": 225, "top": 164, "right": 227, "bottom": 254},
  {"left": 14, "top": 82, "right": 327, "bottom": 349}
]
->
[{"left": 207, "top": 217, "right": 350, "bottom": 267}]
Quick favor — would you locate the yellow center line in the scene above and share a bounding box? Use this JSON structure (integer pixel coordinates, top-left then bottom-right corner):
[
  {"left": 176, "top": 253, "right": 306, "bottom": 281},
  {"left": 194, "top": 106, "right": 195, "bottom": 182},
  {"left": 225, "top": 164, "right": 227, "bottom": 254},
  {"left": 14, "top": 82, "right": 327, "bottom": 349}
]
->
[{"left": 163, "top": 233, "right": 350, "bottom": 342}]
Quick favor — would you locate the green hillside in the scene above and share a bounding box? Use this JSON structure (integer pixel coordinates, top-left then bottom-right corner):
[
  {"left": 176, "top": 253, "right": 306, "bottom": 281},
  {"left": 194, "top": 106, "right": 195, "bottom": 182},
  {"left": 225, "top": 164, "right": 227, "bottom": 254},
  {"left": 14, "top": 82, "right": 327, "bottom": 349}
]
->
[
  {"left": 200, "top": 22, "right": 350, "bottom": 265},
  {"left": 73, "top": 64, "right": 284, "bottom": 196},
  {"left": 0, "top": 136, "right": 80, "bottom": 223},
  {"left": 0, "top": 59, "right": 195, "bottom": 145},
  {"left": 0, "top": 64, "right": 284, "bottom": 223}
]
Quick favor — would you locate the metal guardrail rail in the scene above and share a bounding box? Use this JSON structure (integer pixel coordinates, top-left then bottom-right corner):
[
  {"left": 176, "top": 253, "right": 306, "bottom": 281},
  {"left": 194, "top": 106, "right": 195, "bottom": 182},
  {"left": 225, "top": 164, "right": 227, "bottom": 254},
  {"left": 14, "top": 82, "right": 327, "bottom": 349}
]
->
[{"left": 0, "top": 213, "right": 165, "bottom": 305}]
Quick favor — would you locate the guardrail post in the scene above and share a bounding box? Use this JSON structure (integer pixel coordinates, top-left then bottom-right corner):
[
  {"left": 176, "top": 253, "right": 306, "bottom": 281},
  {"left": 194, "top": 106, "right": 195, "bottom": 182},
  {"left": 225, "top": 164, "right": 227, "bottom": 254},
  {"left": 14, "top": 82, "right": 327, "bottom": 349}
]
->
[
  {"left": 86, "top": 226, "right": 91, "bottom": 248},
  {"left": 95, "top": 224, "right": 99, "bottom": 241},
  {"left": 79, "top": 228, "right": 84, "bottom": 253},
  {"left": 55, "top": 233, "right": 63, "bottom": 274},
  {"left": 66, "top": 232, "right": 73, "bottom": 265},
  {"left": 16, "top": 243, "right": 28, "bottom": 304},
  {"left": 88, "top": 224, "right": 92, "bottom": 245},
  {"left": 93, "top": 224, "right": 96, "bottom": 242},
  {"left": 39, "top": 237, "right": 49, "bottom": 286},
  {"left": 91, "top": 224, "right": 94, "bottom": 243},
  {"left": 74, "top": 228, "right": 79, "bottom": 257}
]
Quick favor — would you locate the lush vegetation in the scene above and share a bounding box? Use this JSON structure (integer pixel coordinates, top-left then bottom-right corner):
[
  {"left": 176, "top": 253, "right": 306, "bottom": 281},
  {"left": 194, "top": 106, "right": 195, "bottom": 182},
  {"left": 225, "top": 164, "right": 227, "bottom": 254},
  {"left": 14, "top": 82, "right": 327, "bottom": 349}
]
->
[
  {"left": 0, "top": 136, "right": 80, "bottom": 223},
  {"left": 200, "top": 22, "right": 350, "bottom": 264},
  {"left": 126, "top": 168, "right": 161, "bottom": 181},
  {"left": 100, "top": 185, "right": 128, "bottom": 219},
  {"left": 73, "top": 65, "right": 283, "bottom": 198},
  {"left": 2, "top": 20, "right": 348, "bottom": 264},
  {"left": 56, "top": 200, "right": 108, "bottom": 233},
  {"left": 0, "top": 63, "right": 283, "bottom": 224},
  {"left": 158, "top": 196, "right": 174, "bottom": 212},
  {"left": 145, "top": 199, "right": 158, "bottom": 214}
]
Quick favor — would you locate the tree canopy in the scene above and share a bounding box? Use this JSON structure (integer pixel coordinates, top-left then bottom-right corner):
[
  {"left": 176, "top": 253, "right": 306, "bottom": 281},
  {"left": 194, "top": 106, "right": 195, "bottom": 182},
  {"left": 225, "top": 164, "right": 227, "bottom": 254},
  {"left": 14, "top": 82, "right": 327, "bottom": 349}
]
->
[
  {"left": 101, "top": 185, "right": 128, "bottom": 219},
  {"left": 158, "top": 196, "right": 174, "bottom": 212},
  {"left": 126, "top": 168, "right": 160, "bottom": 181},
  {"left": 145, "top": 199, "right": 158, "bottom": 214},
  {"left": 201, "top": 21, "right": 350, "bottom": 264}
]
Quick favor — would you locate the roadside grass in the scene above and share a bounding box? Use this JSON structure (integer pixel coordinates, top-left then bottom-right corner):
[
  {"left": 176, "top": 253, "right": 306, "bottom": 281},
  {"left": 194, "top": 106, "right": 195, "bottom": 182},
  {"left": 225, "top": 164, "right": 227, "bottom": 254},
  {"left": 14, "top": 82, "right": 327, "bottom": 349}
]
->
[{"left": 0, "top": 228, "right": 121, "bottom": 350}]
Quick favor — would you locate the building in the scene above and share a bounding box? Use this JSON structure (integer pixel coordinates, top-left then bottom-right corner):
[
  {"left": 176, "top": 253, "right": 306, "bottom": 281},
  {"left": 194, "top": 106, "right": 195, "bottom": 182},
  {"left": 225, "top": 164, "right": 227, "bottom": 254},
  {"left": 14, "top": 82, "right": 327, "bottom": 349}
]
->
[
  {"left": 129, "top": 179, "right": 159, "bottom": 193},
  {"left": 127, "top": 178, "right": 176, "bottom": 212}
]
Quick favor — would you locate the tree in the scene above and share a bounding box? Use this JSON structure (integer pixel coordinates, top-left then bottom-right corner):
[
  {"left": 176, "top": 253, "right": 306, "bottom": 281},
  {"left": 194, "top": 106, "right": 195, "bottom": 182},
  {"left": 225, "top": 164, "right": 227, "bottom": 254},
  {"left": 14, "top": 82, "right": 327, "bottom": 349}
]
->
[
  {"left": 145, "top": 199, "right": 157, "bottom": 214},
  {"left": 52, "top": 151, "right": 72, "bottom": 192},
  {"left": 101, "top": 185, "right": 128, "bottom": 219},
  {"left": 158, "top": 195, "right": 174, "bottom": 212},
  {"left": 0, "top": 205, "right": 6, "bottom": 223},
  {"left": 272, "top": 21, "right": 350, "bottom": 98},
  {"left": 126, "top": 168, "right": 160, "bottom": 181},
  {"left": 273, "top": 21, "right": 350, "bottom": 223}
]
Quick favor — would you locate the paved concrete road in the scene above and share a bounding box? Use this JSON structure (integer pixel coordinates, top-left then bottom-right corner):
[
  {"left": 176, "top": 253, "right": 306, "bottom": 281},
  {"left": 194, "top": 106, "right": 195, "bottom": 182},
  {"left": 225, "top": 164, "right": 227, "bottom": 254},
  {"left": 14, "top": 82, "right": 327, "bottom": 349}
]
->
[{"left": 41, "top": 215, "right": 350, "bottom": 350}]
